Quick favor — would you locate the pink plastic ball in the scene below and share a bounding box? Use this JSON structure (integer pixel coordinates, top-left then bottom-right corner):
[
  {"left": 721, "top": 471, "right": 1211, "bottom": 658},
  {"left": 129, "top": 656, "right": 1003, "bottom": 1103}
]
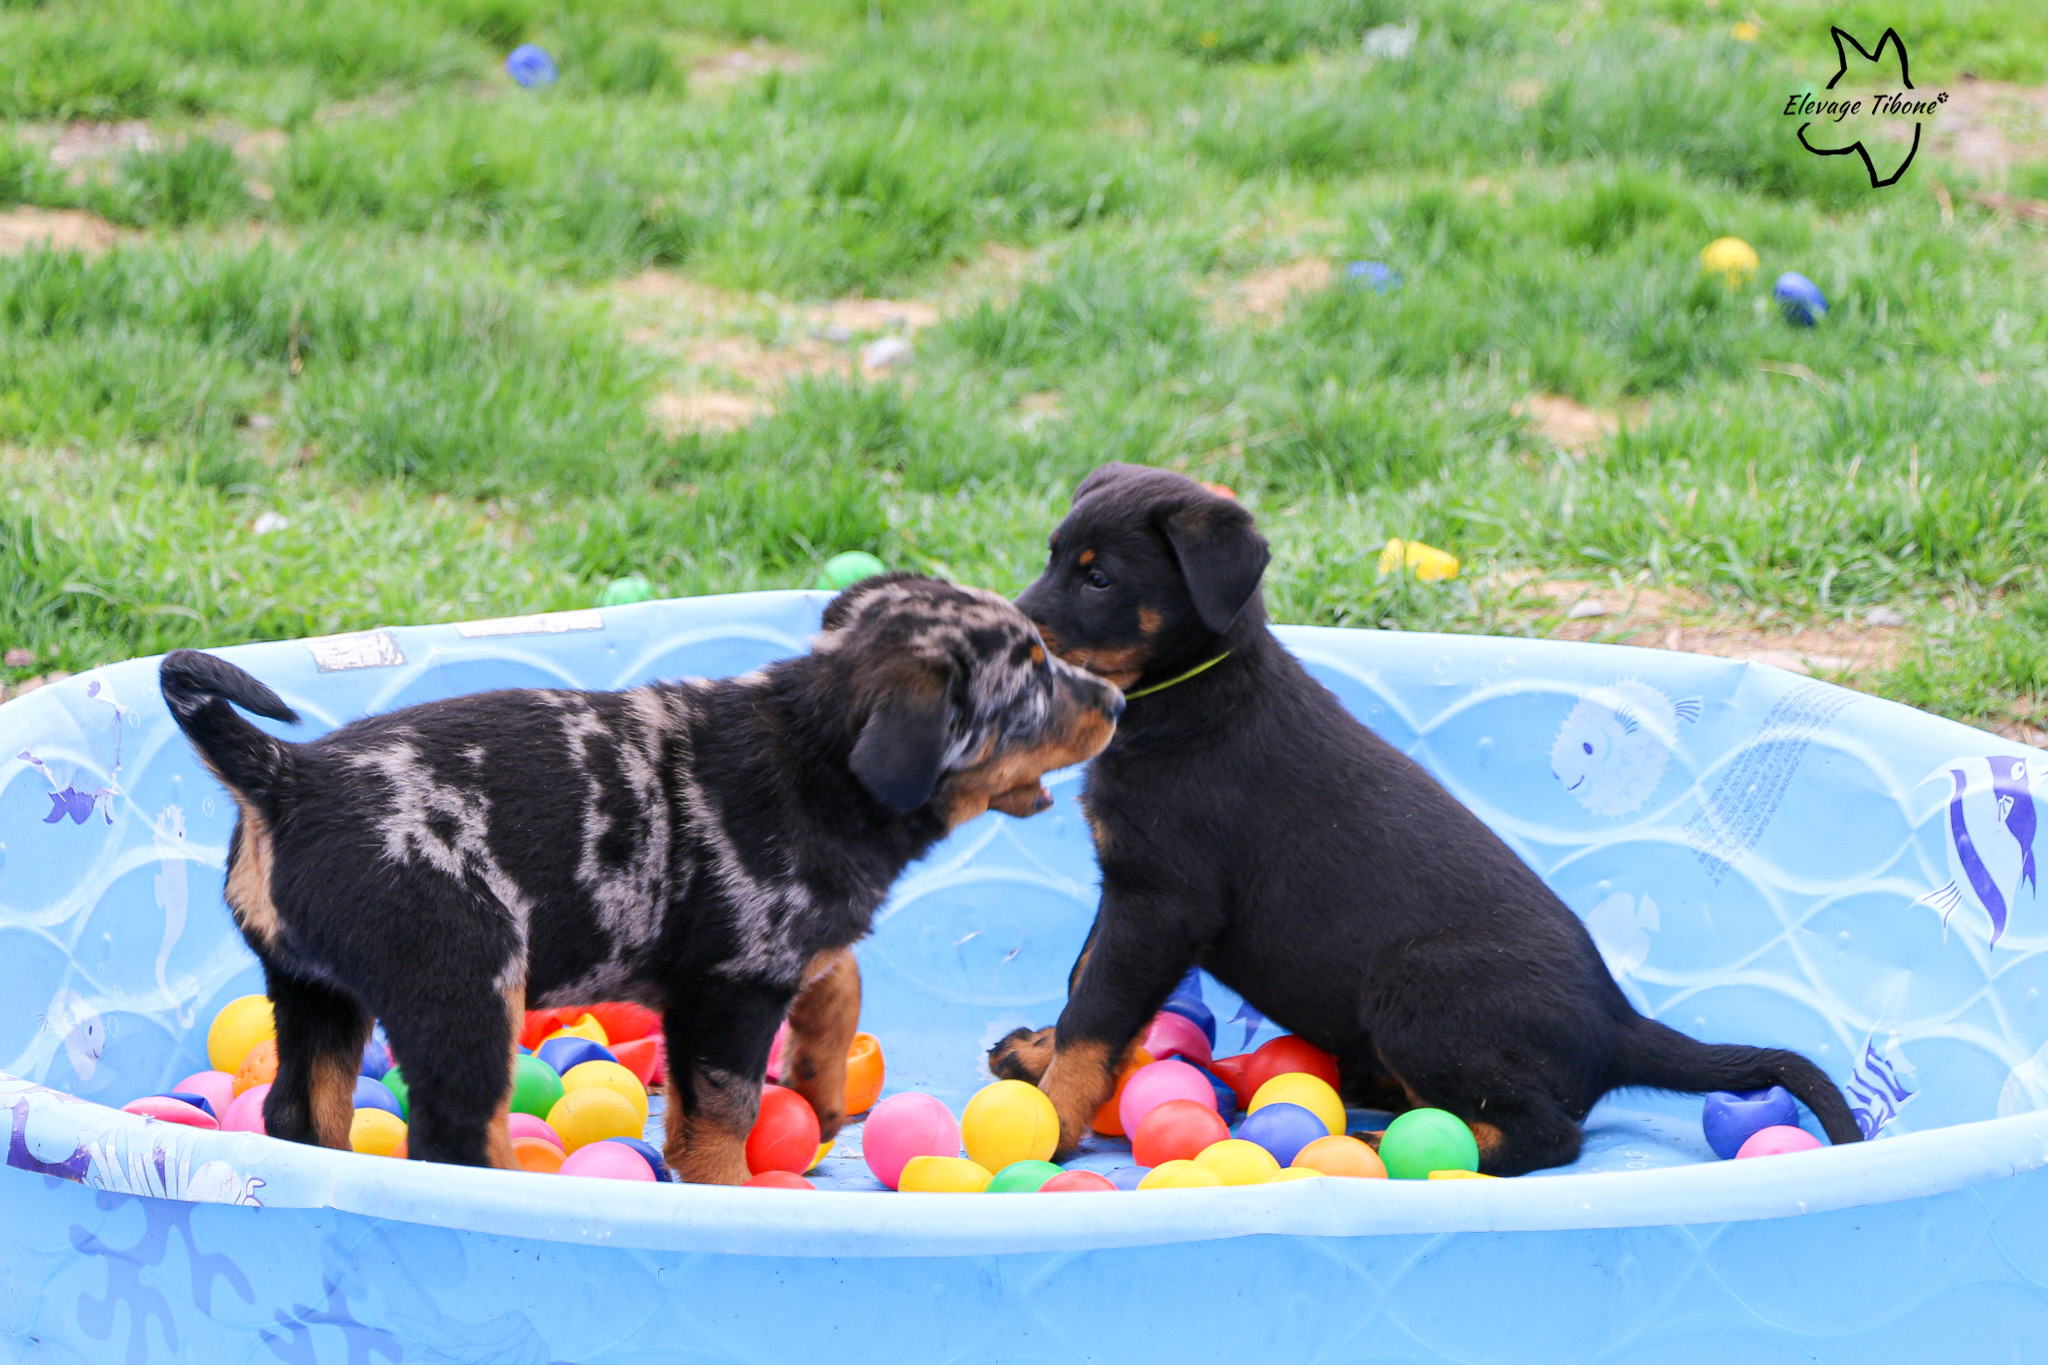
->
[
  {"left": 1118, "top": 1059, "right": 1219, "bottom": 1138},
  {"left": 508, "top": 1112, "right": 564, "bottom": 1151},
  {"left": 559, "top": 1140, "right": 658, "bottom": 1181},
  {"left": 1142, "top": 1012, "right": 1214, "bottom": 1069},
  {"left": 1735, "top": 1125, "right": 1822, "bottom": 1159},
  {"left": 222, "top": 1082, "right": 271, "bottom": 1134},
  {"left": 766, "top": 1020, "right": 791, "bottom": 1084},
  {"left": 862, "top": 1092, "right": 960, "bottom": 1190},
  {"left": 175, "top": 1070, "right": 238, "bottom": 1119},
  {"left": 122, "top": 1096, "right": 219, "bottom": 1130}
]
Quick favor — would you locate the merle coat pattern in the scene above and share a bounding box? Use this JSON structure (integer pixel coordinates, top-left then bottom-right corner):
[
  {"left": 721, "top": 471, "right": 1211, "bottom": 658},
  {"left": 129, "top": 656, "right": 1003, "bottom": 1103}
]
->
[
  {"left": 988, "top": 464, "right": 1861, "bottom": 1175},
  {"left": 162, "top": 574, "right": 1122, "bottom": 1183}
]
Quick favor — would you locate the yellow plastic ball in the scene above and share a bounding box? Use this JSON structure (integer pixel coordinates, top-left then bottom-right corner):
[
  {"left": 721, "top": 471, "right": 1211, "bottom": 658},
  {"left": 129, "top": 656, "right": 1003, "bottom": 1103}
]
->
[
  {"left": 206, "top": 994, "right": 276, "bottom": 1074},
  {"left": 1699, "top": 236, "right": 1759, "bottom": 287},
  {"left": 1137, "top": 1159, "right": 1224, "bottom": 1190},
  {"left": 544, "top": 1013, "right": 610, "bottom": 1048},
  {"left": 1266, "top": 1167, "right": 1326, "bottom": 1183},
  {"left": 561, "top": 1060, "right": 649, "bottom": 1125},
  {"left": 1248, "top": 1072, "right": 1346, "bottom": 1136},
  {"left": 812, "top": 1139, "right": 834, "bottom": 1172},
  {"left": 546, "top": 1086, "right": 642, "bottom": 1152},
  {"left": 960, "top": 1079, "right": 1060, "bottom": 1174},
  {"left": 897, "top": 1155, "right": 993, "bottom": 1193},
  {"left": 1194, "top": 1138, "right": 1283, "bottom": 1186},
  {"left": 349, "top": 1108, "right": 407, "bottom": 1157},
  {"left": 1427, "top": 1168, "right": 1500, "bottom": 1181}
]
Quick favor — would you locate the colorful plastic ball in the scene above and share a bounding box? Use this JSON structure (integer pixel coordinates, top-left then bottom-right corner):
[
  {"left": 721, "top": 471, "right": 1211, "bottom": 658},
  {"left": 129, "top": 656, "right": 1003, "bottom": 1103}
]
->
[
  {"left": 1137, "top": 1159, "right": 1223, "bottom": 1190},
  {"left": 1379, "top": 1108, "right": 1480, "bottom": 1179},
  {"left": 898, "top": 1155, "right": 992, "bottom": 1192},
  {"left": 1118, "top": 1059, "right": 1219, "bottom": 1138},
  {"left": 122, "top": 1096, "right": 218, "bottom": 1129},
  {"left": 508, "top": 1112, "right": 563, "bottom": 1150},
  {"left": 987, "top": 1159, "right": 1064, "bottom": 1192},
  {"left": 510, "top": 1054, "right": 564, "bottom": 1119},
  {"left": 1293, "top": 1134, "right": 1387, "bottom": 1179},
  {"left": 611, "top": 1035, "right": 665, "bottom": 1088},
  {"left": 206, "top": 994, "right": 276, "bottom": 1073},
  {"left": 381, "top": 1067, "right": 409, "bottom": 1120},
  {"left": 1238, "top": 1101, "right": 1330, "bottom": 1167},
  {"left": 1700, "top": 236, "right": 1759, "bottom": 287},
  {"left": 1774, "top": 271, "right": 1827, "bottom": 326},
  {"left": 174, "top": 1070, "right": 237, "bottom": 1120},
  {"left": 562, "top": 1060, "right": 649, "bottom": 1126},
  {"left": 1106, "top": 1165, "right": 1148, "bottom": 1191},
  {"left": 158, "top": 1090, "right": 218, "bottom": 1120},
  {"left": 350, "top": 1108, "right": 407, "bottom": 1157},
  {"left": 1266, "top": 1167, "right": 1325, "bottom": 1183},
  {"left": 863, "top": 1092, "right": 960, "bottom": 1190},
  {"left": 586, "top": 1002, "right": 661, "bottom": 1044},
  {"left": 1143, "top": 1011, "right": 1213, "bottom": 1068},
  {"left": 1703, "top": 1086, "right": 1799, "bottom": 1160},
  {"left": 222, "top": 1082, "right": 270, "bottom": 1134},
  {"left": 746, "top": 1084, "right": 823, "bottom": 1176},
  {"left": 1160, "top": 996, "right": 1217, "bottom": 1047},
  {"left": 1249, "top": 1073, "right": 1345, "bottom": 1137},
  {"left": 353, "top": 1075, "right": 402, "bottom": 1119},
  {"left": 813, "top": 1139, "right": 834, "bottom": 1170},
  {"left": 359, "top": 1024, "right": 392, "bottom": 1080},
  {"left": 845, "top": 1031, "right": 885, "bottom": 1115},
  {"left": 1428, "top": 1168, "right": 1498, "bottom": 1180},
  {"left": 520, "top": 1008, "right": 575, "bottom": 1050},
  {"left": 546, "top": 1086, "right": 643, "bottom": 1153},
  {"left": 1040, "top": 1169, "right": 1119, "bottom": 1192},
  {"left": 817, "top": 551, "right": 888, "bottom": 591},
  {"left": 233, "top": 1038, "right": 279, "bottom": 1096},
  {"left": 605, "top": 1136, "right": 673, "bottom": 1181},
  {"left": 1207, "top": 1055, "right": 1255, "bottom": 1110},
  {"left": 537, "top": 1036, "right": 615, "bottom": 1078},
  {"left": 1736, "top": 1124, "right": 1822, "bottom": 1159},
  {"left": 1131, "top": 1098, "right": 1230, "bottom": 1169},
  {"left": 1194, "top": 1138, "right": 1282, "bottom": 1186},
  {"left": 746, "top": 1170, "right": 815, "bottom": 1189},
  {"left": 513, "top": 1136, "right": 565, "bottom": 1173},
  {"left": 1346, "top": 260, "right": 1402, "bottom": 293},
  {"left": 1090, "top": 1047, "right": 1154, "bottom": 1137},
  {"left": 1189, "top": 1066, "right": 1237, "bottom": 1114},
  {"left": 598, "top": 576, "right": 656, "bottom": 608},
  {"left": 504, "top": 43, "right": 558, "bottom": 88},
  {"left": 962, "top": 1080, "right": 1061, "bottom": 1173},
  {"left": 555, "top": 1013, "right": 611, "bottom": 1046},
  {"left": 1241, "top": 1036, "right": 1341, "bottom": 1098},
  {"left": 560, "top": 1140, "right": 657, "bottom": 1181}
]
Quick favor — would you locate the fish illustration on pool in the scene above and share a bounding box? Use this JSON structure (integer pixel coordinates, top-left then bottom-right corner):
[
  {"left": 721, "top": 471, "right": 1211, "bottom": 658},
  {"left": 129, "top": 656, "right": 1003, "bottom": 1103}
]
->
[
  {"left": 1550, "top": 680, "right": 1702, "bottom": 817},
  {"left": 1916, "top": 755, "right": 2040, "bottom": 947}
]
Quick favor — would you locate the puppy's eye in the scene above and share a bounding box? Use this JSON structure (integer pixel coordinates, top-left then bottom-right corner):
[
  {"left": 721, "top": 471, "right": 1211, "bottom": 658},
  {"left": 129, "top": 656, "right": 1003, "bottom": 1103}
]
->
[{"left": 1084, "top": 568, "right": 1111, "bottom": 590}]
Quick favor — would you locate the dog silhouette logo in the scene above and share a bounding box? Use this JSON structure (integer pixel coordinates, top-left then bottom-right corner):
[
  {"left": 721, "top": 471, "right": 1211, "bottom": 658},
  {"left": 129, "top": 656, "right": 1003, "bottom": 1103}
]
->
[{"left": 1787, "top": 27, "right": 1945, "bottom": 189}]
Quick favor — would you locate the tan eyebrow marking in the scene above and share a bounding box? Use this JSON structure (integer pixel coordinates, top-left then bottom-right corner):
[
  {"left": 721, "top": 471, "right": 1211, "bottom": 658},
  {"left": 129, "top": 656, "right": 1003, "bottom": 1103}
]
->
[
  {"left": 1078, "top": 549, "right": 1096, "bottom": 566},
  {"left": 1031, "top": 645, "right": 1046, "bottom": 665}
]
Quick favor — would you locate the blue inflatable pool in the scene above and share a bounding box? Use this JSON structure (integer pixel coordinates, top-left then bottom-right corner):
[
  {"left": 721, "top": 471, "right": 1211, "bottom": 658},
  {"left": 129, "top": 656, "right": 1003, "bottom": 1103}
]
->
[{"left": 6, "top": 591, "right": 2048, "bottom": 1363}]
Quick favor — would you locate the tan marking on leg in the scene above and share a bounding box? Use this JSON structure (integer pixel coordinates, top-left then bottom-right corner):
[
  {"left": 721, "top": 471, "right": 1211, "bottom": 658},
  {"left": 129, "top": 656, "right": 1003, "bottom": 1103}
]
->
[
  {"left": 309, "top": 1052, "right": 358, "bottom": 1150},
  {"left": 224, "top": 803, "right": 282, "bottom": 947},
  {"left": 666, "top": 1067, "right": 757, "bottom": 1185},
  {"left": 485, "top": 977, "right": 525, "bottom": 1171},
  {"left": 1040, "top": 1038, "right": 1115, "bottom": 1159},
  {"left": 1470, "top": 1121, "right": 1504, "bottom": 1157},
  {"left": 782, "top": 948, "right": 859, "bottom": 1141}
]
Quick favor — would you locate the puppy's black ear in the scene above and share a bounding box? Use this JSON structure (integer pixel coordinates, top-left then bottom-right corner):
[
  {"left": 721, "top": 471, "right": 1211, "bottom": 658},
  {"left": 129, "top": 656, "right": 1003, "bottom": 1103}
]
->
[
  {"left": 1072, "top": 462, "right": 1149, "bottom": 506},
  {"left": 1161, "top": 498, "right": 1270, "bottom": 633},
  {"left": 849, "top": 683, "right": 952, "bottom": 813}
]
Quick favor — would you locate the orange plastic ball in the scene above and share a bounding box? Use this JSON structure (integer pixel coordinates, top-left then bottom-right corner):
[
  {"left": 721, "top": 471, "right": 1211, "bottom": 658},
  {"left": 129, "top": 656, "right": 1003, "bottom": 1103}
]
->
[
  {"left": 1089, "top": 1047, "right": 1155, "bottom": 1137},
  {"left": 232, "top": 1038, "right": 278, "bottom": 1096},
  {"left": 1293, "top": 1134, "right": 1388, "bottom": 1178},
  {"left": 845, "top": 1032, "right": 886, "bottom": 1116},
  {"left": 513, "top": 1136, "right": 565, "bottom": 1173}
]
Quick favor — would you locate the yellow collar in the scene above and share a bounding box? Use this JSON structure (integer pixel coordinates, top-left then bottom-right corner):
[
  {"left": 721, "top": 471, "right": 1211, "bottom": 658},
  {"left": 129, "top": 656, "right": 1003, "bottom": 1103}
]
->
[{"left": 1122, "top": 650, "right": 1232, "bottom": 700}]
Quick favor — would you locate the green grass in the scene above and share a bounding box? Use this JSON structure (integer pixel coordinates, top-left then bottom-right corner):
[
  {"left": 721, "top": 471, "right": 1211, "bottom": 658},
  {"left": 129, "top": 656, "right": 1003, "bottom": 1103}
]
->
[{"left": 1, "top": 0, "right": 2045, "bottom": 736}]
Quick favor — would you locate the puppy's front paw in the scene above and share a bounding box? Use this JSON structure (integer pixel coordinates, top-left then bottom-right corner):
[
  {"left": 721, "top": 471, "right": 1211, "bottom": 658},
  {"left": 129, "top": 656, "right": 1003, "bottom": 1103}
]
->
[{"left": 988, "top": 1026, "right": 1054, "bottom": 1083}]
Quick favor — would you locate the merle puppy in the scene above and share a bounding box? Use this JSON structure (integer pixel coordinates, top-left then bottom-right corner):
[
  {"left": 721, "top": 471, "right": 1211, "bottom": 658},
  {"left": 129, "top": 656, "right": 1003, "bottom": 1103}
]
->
[
  {"left": 162, "top": 574, "right": 1122, "bottom": 1184},
  {"left": 988, "top": 464, "right": 1860, "bottom": 1175}
]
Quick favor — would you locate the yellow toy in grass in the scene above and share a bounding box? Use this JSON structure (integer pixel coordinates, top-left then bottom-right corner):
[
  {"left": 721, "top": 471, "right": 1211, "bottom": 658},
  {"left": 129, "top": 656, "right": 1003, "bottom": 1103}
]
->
[
  {"left": 350, "top": 1108, "right": 407, "bottom": 1157},
  {"left": 1138, "top": 1159, "right": 1224, "bottom": 1190},
  {"left": 961, "top": 1080, "right": 1060, "bottom": 1174},
  {"left": 1194, "top": 1139, "right": 1282, "bottom": 1186},
  {"left": 1377, "top": 539, "right": 1459, "bottom": 583},
  {"left": 206, "top": 994, "right": 276, "bottom": 1073},
  {"left": 561, "top": 1060, "right": 649, "bottom": 1125},
  {"left": 897, "top": 1156, "right": 993, "bottom": 1192},
  {"left": 546, "top": 1086, "right": 642, "bottom": 1152},
  {"left": 1248, "top": 1073, "right": 1346, "bottom": 1137},
  {"left": 1699, "top": 237, "right": 1759, "bottom": 287}
]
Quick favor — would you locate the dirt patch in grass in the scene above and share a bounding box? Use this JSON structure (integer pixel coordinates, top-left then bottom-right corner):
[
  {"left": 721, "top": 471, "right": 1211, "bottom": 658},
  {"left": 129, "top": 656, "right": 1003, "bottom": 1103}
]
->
[
  {"left": 1514, "top": 394, "right": 1640, "bottom": 452},
  {"left": 648, "top": 388, "right": 773, "bottom": 435},
  {"left": 1220, "top": 256, "right": 1332, "bottom": 324},
  {"left": 691, "top": 42, "right": 811, "bottom": 89},
  {"left": 1919, "top": 77, "right": 2048, "bottom": 176},
  {"left": 0, "top": 207, "right": 129, "bottom": 255}
]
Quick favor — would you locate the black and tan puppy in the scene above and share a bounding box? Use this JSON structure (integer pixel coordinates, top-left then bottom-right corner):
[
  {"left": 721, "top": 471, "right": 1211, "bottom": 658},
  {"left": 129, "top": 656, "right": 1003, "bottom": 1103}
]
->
[
  {"left": 161, "top": 574, "right": 1122, "bottom": 1184},
  {"left": 989, "top": 464, "right": 1860, "bottom": 1175}
]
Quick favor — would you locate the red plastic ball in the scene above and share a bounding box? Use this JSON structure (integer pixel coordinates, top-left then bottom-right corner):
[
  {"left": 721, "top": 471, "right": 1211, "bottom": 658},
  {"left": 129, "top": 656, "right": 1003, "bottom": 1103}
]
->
[
  {"left": 586, "top": 1001, "right": 662, "bottom": 1044},
  {"left": 746, "top": 1084, "right": 822, "bottom": 1175},
  {"left": 744, "top": 1170, "right": 816, "bottom": 1189},
  {"left": 1131, "top": 1098, "right": 1232, "bottom": 1169},
  {"left": 1039, "top": 1169, "right": 1119, "bottom": 1192},
  {"left": 1238, "top": 1035, "right": 1341, "bottom": 1099}
]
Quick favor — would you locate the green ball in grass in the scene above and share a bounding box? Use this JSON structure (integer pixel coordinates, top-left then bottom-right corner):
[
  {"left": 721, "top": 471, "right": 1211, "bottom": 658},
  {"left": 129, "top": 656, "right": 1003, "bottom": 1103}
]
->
[
  {"left": 986, "top": 1159, "right": 1064, "bottom": 1193},
  {"left": 816, "top": 552, "right": 887, "bottom": 591},
  {"left": 1378, "top": 1108, "right": 1479, "bottom": 1180},
  {"left": 598, "top": 575, "right": 656, "bottom": 607},
  {"left": 381, "top": 1067, "right": 408, "bottom": 1121},
  {"left": 510, "top": 1053, "right": 565, "bottom": 1119}
]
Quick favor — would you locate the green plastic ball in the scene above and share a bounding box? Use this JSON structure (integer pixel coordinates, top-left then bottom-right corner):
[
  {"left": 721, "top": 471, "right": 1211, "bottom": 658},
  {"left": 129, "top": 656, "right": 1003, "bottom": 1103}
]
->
[
  {"left": 598, "top": 575, "right": 656, "bottom": 607},
  {"left": 986, "top": 1159, "right": 1065, "bottom": 1193},
  {"left": 511, "top": 1053, "right": 565, "bottom": 1119},
  {"left": 1378, "top": 1108, "right": 1479, "bottom": 1180},
  {"left": 381, "top": 1067, "right": 409, "bottom": 1121},
  {"left": 815, "top": 551, "right": 887, "bottom": 591}
]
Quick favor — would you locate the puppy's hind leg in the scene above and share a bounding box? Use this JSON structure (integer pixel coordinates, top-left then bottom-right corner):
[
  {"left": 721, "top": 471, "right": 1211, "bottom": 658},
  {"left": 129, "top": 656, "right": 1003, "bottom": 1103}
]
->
[
  {"left": 384, "top": 971, "right": 521, "bottom": 1168},
  {"left": 260, "top": 960, "right": 371, "bottom": 1151},
  {"left": 662, "top": 977, "right": 788, "bottom": 1185},
  {"left": 780, "top": 948, "right": 860, "bottom": 1141}
]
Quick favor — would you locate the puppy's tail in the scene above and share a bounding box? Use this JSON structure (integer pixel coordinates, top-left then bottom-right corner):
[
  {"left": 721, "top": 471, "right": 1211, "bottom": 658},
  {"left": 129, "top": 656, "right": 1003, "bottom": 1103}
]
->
[
  {"left": 159, "top": 649, "right": 300, "bottom": 815},
  {"left": 1611, "top": 1016, "right": 1863, "bottom": 1146}
]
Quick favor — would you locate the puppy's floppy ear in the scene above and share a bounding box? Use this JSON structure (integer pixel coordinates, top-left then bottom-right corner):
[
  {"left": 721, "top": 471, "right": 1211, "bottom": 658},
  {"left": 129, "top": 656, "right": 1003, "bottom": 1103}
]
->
[
  {"left": 849, "top": 675, "right": 952, "bottom": 814},
  {"left": 1072, "top": 462, "right": 1149, "bottom": 506},
  {"left": 1161, "top": 497, "right": 1271, "bottom": 633}
]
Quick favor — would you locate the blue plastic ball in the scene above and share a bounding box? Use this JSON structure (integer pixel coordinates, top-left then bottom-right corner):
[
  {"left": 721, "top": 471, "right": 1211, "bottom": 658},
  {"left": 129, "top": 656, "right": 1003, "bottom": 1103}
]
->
[
  {"left": 354, "top": 1074, "right": 403, "bottom": 1119},
  {"left": 1106, "top": 1165, "right": 1148, "bottom": 1191},
  {"left": 537, "top": 1036, "right": 616, "bottom": 1077},
  {"left": 1191, "top": 1065, "right": 1237, "bottom": 1115},
  {"left": 1703, "top": 1086, "right": 1798, "bottom": 1160},
  {"left": 360, "top": 1023, "right": 392, "bottom": 1080},
  {"left": 1346, "top": 260, "right": 1402, "bottom": 293},
  {"left": 1161, "top": 997, "right": 1217, "bottom": 1048},
  {"left": 505, "top": 43, "right": 558, "bottom": 88},
  {"left": 606, "top": 1136, "right": 673, "bottom": 1181},
  {"left": 1237, "top": 1101, "right": 1328, "bottom": 1167},
  {"left": 1773, "top": 271, "right": 1827, "bottom": 326}
]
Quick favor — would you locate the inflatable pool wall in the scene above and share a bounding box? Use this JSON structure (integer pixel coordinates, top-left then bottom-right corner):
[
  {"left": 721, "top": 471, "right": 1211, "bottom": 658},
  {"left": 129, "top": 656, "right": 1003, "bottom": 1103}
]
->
[{"left": 6, "top": 590, "right": 2048, "bottom": 1363}]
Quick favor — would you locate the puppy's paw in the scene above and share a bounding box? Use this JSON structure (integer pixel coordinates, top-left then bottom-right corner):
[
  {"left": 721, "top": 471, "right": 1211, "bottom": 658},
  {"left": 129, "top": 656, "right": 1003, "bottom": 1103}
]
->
[{"left": 988, "top": 1026, "right": 1054, "bottom": 1082}]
